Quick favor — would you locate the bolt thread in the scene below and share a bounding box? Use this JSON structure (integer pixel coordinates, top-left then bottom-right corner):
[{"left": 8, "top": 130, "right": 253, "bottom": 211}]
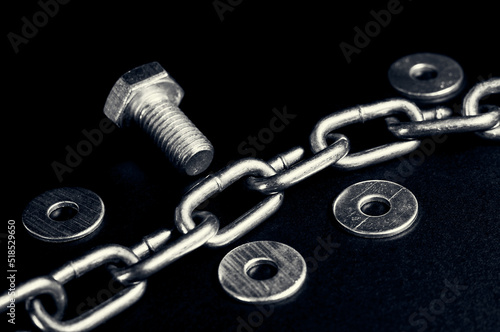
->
[{"left": 134, "top": 100, "right": 214, "bottom": 175}]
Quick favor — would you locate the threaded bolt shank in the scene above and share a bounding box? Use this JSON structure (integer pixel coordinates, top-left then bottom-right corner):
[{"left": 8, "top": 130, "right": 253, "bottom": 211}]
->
[
  {"left": 134, "top": 99, "right": 214, "bottom": 176},
  {"left": 104, "top": 62, "right": 214, "bottom": 176}
]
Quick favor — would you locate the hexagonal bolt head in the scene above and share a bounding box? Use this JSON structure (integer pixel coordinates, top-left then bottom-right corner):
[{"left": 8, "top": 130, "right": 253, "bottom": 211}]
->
[{"left": 104, "top": 62, "right": 214, "bottom": 176}]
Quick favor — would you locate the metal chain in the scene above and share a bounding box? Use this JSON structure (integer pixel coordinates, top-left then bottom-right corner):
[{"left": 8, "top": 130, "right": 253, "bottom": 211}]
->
[
  {"left": 1, "top": 77, "right": 498, "bottom": 332},
  {"left": 387, "top": 78, "right": 500, "bottom": 140}
]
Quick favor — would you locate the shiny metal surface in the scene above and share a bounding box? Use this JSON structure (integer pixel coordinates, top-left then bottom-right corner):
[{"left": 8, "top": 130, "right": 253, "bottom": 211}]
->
[
  {"left": 6, "top": 53, "right": 498, "bottom": 331},
  {"left": 0, "top": 276, "right": 67, "bottom": 320},
  {"left": 130, "top": 228, "right": 173, "bottom": 259},
  {"left": 175, "top": 158, "right": 283, "bottom": 248},
  {"left": 218, "top": 241, "right": 307, "bottom": 304},
  {"left": 387, "top": 107, "right": 500, "bottom": 138},
  {"left": 265, "top": 146, "right": 306, "bottom": 172},
  {"left": 388, "top": 53, "right": 464, "bottom": 104},
  {"left": 310, "top": 99, "right": 423, "bottom": 170},
  {"left": 26, "top": 245, "right": 147, "bottom": 332},
  {"left": 420, "top": 106, "right": 454, "bottom": 121},
  {"left": 113, "top": 211, "right": 219, "bottom": 285},
  {"left": 247, "top": 134, "right": 350, "bottom": 194},
  {"left": 104, "top": 62, "right": 214, "bottom": 175},
  {"left": 22, "top": 187, "right": 104, "bottom": 242},
  {"left": 333, "top": 180, "right": 418, "bottom": 238},
  {"left": 462, "top": 78, "right": 500, "bottom": 140}
]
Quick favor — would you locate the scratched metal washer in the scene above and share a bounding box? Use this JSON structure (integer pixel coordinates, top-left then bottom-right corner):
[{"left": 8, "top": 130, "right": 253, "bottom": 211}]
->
[
  {"left": 388, "top": 53, "right": 464, "bottom": 104},
  {"left": 22, "top": 187, "right": 105, "bottom": 242},
  {"left": 218, "top": 241, "right": 307, "bottom": 304},
  {"left": 333, "top": 180, "right": 418, "bottom": 238}
]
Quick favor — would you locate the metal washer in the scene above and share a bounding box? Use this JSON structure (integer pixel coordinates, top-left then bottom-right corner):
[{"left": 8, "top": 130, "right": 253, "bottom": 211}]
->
[
  {"left": 218, "top": 241, "right": 307, "bottom": 304},
  {"left": 388, "top": 52, "right": 464, "bottom": 104},
  {"left": 333, "top": 180, "right": 418, "bottom": 238},
  {"left": 22, "top": 187, "right": 105, "bottom": 242}
]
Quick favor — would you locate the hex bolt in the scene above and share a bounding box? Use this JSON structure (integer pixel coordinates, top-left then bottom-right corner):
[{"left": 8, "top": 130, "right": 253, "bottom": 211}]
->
[{"left": 104, "top": 62, "right": 214, "bottom": 176}]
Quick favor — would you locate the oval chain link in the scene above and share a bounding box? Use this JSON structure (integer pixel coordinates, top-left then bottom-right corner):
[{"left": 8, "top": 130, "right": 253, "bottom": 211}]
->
[
  {"left": 0, "top": 276, "right": 67, "bottom": 320},
  {"left": 387, "top": 107, "right": 500, "bottom": 138},
  {"left": 112, "top": 211, "right": 219, "bottom": 285},
  {"left": 26, "top": 245, "right": 147, "bottom": 332},
  {"left": 246, "top": 134, "right": 350, "bottom": 194},
  {"left": 462, "top": 77, "right": 500, "bottom": 140},
  {"left": 175, "top": 158, "right": 284, "bottom": 248},
  {"left": 386, "top": 78, "right": 500, "bottom": 139},
  {"left": 310, "top": 98, "right": 424, "bottom": 170}
]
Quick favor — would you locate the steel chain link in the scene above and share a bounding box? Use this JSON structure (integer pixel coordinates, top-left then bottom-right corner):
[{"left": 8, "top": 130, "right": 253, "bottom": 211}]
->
[{"left": 1, "top": 77, "right": 498, "bottom": 332}]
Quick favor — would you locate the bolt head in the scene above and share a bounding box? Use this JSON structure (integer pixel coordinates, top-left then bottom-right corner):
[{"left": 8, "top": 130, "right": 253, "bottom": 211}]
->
[{"left": 104, "top": 62, "right": 184, "bottom": 127}]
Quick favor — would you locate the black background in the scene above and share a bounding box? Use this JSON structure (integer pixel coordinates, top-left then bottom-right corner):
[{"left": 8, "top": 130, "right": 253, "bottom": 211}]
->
[{"left": 3, "top": 0, "right": 500, "bottom": 331}]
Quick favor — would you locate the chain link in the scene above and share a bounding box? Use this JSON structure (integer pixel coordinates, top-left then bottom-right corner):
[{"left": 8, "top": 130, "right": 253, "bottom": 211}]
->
[
  {"left": 0, "top": 276, "right": 67, "bottom": 320},
  {"left": 387, "top": 78, "right": 500, "bottom": 140},
  {"left": 112, "top": 211, "right": 219, "bottom": 285},
  {"left": 310, "top": 98, "right": 424, "bottom": 170},
  {"left": 246, "top": 134, "right": 349, "bottom": 194},
  {"left": 26, "top": 245, "right": 147, "bottom": 332},
  {"left": 386, "top": 106, "right": 500, "bottom": 138},
  {"left": 2, "top": 76, "right": 498, "bottom": 331},
  {"left": 175, "top": 158, "right": 284, "bottom": 248},
  {"left": 462, "top": 78, "right": 500, "bottom": 140}
]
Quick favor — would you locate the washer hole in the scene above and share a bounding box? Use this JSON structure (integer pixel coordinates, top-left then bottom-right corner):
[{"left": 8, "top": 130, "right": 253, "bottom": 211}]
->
[
  {"left": 410, "top": 63, "right": 439, "bottom": 81},
  {"left": 359, "top": 196, "right": 391, "bottom": 216},
  {"left": 47, "top": 201, "right": 79, "bottom": 221},
  {"left": 245, "top": 258, "right": 278, "bottom": 280}
]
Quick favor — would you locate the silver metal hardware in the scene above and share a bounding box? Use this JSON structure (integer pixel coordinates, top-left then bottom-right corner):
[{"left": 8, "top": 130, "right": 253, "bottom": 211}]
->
[
  {"left": 265, "top": 145, "right": 306, "bottom": 172},
  {"left": 26, "top": 245, "right": 147, "bottom": 332},
  {"left": 333, "top": 180, "right": 418, "bottom": 238},
  {"left": 387, "top": 56, "right": 499, "bottom": 139},
  {"left": 388, "top": 53, "right": 464, "bottom": 104},
  {"left": 462, "top": 77, "right": 500, "bottom": 140},
  {"left": 175, "top": 158, "right": 284, "bottom": 248},
  {"left": 387, "top": 105, "right": 500, "bottom": 138},
  {"left": 130, "top": 228, "right": 173, "bottom": 259},
  {"left": 22, "top": 187, "right": 104, "bottom": 242},
  {"left": 104, "top": 62, "right": 214, "bottom": 175},
  {"left": 112, "top": 211, "right": 219, "bottom": 285},
  {"left": 247, "top": 134, "right": 350, "bottom": 194},
  {"left": 4, "top": 55, "right": 498, "bottom": 331},
  {"left": 0, "top": 276, "right": 67, "bottom": 320},
  {"left": 218, "top": 241, "right": 307, "bottom": 304},
  {"left": 310, "top": 98, "right": 424, "bottom": 170}
]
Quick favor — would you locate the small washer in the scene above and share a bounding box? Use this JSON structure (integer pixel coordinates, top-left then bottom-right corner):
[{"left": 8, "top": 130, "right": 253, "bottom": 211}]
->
[
  {"left": 388, "top": 53, "right": 464, "bottom": 104},
  {"left": 22, "top": 187, "right": 105, "bottom": 242},
  {"left": 218, "top": 241, "right": 307, "bottom": 304},
  {"left": 333, "top": 180, "right": 418, "bottom": 238}
]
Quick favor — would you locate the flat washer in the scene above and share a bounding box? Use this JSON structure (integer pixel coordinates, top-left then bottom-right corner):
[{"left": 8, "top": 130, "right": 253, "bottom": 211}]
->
[
  {"left": 22, "top": 187, "right": 105, "bottom": 242},
  {"left": 333, "top": 180, "right": 418, "bottom": 238},
  {"left": 218, "top": 241, "right": 307, "bottom": 304},
  {"left": 388, "top": 52, "right": 464, "bottom": 104}
]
